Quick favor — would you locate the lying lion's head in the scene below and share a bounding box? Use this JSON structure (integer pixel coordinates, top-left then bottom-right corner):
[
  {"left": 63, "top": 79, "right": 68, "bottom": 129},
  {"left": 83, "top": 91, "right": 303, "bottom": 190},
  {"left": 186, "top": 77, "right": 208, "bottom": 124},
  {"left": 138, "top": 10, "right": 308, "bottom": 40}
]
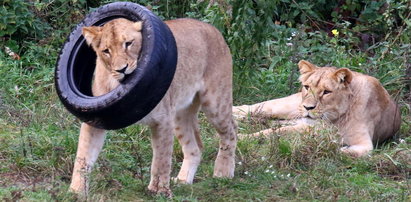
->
[
  {"left": 298, "top": 60, "right": 353, "bottom": 123},
  {"left": 82, "top": 18, "right": 143, "bottom": 81}
]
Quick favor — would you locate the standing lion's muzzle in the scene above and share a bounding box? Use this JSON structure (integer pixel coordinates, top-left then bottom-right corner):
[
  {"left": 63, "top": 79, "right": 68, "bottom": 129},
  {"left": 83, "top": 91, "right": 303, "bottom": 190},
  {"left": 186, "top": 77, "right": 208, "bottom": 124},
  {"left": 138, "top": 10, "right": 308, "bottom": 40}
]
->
[{"left": 115, "top": 64, "right": 128, "bottom": 74}]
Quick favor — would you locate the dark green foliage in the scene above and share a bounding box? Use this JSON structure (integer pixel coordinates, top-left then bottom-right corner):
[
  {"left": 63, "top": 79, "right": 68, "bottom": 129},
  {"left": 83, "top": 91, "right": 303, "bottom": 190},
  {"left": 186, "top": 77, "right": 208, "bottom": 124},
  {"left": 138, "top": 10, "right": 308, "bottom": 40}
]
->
[{"left": 0, "top": 0, "right": 50, "bottom": 40}]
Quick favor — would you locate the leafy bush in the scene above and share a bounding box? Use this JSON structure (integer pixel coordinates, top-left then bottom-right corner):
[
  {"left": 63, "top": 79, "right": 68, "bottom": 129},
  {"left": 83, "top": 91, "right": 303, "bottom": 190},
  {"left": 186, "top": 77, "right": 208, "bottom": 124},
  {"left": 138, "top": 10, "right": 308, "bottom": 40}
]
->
[
  {"left": 0, "top": 0, "right": 50, "bottom": 54},
  {"left": 0, "top": 0, "right": 50, "bottom": 40},
  {"left": 32, "top": 0, "right": 88, "bottom": 29}
]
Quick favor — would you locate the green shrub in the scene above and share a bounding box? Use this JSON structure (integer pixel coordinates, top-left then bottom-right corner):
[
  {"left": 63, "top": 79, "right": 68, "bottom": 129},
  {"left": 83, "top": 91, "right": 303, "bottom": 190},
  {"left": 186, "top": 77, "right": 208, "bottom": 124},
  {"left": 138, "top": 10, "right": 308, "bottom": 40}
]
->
[{"left": 0, "top": 0, "right": 50, "bottom": 40}]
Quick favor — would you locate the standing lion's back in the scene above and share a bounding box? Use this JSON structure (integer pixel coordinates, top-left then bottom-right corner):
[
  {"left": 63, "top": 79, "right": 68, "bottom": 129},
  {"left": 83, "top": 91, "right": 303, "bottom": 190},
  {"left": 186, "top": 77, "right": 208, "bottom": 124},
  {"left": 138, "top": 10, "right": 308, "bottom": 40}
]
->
[
  {"left": 165, "top": 18, "right": 232, "bottom": 69},
  {"left": 164, "top": 19, "right": 232, "bottom": 90}
]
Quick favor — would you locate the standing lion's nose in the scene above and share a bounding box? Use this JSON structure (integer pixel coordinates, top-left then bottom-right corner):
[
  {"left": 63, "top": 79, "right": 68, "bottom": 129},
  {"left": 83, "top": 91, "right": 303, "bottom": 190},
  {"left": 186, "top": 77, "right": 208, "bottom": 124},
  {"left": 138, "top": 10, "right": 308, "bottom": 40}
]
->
[
  {"left": 303, "top": 105, "right": 316, "bottom": 111},
  {"left": 116, "top": 64, "right": 128, "bottom": 74}
]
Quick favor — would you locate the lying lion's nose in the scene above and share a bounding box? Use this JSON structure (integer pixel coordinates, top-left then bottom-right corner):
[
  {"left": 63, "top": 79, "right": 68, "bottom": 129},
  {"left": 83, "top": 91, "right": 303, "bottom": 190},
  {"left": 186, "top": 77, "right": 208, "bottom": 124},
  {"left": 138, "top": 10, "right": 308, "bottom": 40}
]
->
[
  {"left": 115, "top": 64, "right": 128, "bottom": 74},
  {"left": 303, "top": 105, "right": 316, "bottom": 111}
]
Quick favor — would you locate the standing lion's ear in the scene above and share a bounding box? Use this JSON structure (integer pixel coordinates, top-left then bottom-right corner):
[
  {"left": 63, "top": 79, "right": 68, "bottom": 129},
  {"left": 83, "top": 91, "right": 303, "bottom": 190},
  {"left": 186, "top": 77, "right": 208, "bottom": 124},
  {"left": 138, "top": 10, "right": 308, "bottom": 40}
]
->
[
  {"left": 82, "top": 26, "right": 102, "bottom": 47},
  {"left": 298, "top": 60, "right": 317, "bottom": 74},
  {"left": 133, "top": 21, "right": 143, "bottom": 31},
  {"left": 333, "top": 68, "right": 353, "bottom": 85}
]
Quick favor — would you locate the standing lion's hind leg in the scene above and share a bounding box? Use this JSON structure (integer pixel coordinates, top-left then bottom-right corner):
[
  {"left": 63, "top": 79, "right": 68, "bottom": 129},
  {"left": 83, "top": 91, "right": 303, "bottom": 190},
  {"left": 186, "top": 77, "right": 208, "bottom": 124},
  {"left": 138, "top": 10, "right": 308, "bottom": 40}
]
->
[
  {"left": 200, "top": 88, "right": 237, "bottom": 178},
  {"left": 174, "top": 96, "right": 202, "bottom": 184}
]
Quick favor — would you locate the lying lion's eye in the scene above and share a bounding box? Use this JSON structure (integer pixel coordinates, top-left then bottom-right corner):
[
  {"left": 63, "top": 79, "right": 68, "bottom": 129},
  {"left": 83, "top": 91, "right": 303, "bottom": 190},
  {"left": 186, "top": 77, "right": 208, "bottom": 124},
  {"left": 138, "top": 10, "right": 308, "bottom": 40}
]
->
[
  {"left": 102, "top": 49, "right": 110, "bottom": 54},
  {"left": 303, "top": 85, "right": 309, "bottom": 90},
  {"left": 125, "top": 40, "right": 134, "bottom": 48},
  {"left": 323, "top": 90, "right": 332, "bottom": 95}
]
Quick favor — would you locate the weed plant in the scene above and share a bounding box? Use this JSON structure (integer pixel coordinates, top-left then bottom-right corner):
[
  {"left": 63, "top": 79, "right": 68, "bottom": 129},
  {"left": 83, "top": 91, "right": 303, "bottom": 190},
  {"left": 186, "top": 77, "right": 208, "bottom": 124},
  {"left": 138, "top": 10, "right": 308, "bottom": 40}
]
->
[{"left": 0, "top": 0, "right": 410, "bottom": 201}]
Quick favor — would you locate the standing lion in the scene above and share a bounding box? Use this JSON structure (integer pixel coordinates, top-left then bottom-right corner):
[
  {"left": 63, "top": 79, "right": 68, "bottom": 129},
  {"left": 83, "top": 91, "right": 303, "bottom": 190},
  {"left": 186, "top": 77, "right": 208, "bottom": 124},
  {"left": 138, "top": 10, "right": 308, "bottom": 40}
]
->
[{"left": 70, "top": 18, "right": 237, "bottom": 197}]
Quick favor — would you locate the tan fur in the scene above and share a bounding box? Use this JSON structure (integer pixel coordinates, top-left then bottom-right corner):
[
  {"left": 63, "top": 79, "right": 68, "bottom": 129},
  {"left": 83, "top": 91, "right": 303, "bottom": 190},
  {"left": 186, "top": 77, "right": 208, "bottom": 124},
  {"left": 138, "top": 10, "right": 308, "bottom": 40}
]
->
[
  {"left": 233, "top": 60, "right": 401, "bottom": 157},
  {"left": 70, "top": 18, "right": 237, "bottom": 197}
]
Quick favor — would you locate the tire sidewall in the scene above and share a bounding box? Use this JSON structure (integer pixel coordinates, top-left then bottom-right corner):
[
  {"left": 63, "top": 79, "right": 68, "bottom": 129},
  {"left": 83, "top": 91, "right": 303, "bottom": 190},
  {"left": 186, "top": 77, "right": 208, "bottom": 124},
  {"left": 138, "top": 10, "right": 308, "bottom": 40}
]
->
[{"left": 55, "top": 2, "right": 177, "bottom": 129}]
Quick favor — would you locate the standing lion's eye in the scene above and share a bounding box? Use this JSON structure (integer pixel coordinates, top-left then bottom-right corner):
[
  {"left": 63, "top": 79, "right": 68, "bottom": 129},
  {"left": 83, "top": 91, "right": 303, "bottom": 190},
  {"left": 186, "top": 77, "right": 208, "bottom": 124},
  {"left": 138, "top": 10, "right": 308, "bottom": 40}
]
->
[
  {"left": 125, "top": 40, "right": 134, "bottom": 48},
  {"left": 303, "top": 85, "right": 309, "bottom": 90},
  {"left": 102, "top": 49, "right": 110, "bottom": 54}
]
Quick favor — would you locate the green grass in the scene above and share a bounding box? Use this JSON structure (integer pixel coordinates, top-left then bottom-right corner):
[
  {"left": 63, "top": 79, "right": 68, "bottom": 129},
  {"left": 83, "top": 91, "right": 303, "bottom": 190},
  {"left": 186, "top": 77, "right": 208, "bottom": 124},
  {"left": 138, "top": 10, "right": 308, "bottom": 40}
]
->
[{"left": 1, "top": 14, "right": 410, "bottom": 202}]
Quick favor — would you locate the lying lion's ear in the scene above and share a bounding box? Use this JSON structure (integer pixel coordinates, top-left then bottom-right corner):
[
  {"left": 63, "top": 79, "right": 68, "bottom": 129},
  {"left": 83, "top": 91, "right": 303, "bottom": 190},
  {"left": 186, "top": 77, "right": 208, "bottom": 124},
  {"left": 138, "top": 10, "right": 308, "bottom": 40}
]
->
[
  {"left": 133, "top": 21, "right": 143, "bottom": 31},
  {"left": 82, "top": 26, "right": 102, "bottom": 46},
  {"left": 333, "top": 68, "right": 353, "bottom": 85},
  {"left": 298, "top": 60, "right": 317, "bottom": 74}
]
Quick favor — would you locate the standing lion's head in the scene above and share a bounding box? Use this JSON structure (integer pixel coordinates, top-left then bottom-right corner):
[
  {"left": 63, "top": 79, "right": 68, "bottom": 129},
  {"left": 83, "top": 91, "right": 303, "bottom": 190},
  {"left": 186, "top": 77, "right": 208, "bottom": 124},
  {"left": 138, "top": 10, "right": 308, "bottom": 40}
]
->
[{"left": 82, "top": 18, "right": 143, "bottom": 81}]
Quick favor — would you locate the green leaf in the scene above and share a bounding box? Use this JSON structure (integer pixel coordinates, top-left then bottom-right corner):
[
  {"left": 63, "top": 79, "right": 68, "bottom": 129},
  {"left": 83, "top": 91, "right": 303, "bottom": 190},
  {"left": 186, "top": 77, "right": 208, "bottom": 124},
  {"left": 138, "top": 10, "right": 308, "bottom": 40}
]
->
[{"left": 279, "top": 139, "right": 292, "bottom": 157}]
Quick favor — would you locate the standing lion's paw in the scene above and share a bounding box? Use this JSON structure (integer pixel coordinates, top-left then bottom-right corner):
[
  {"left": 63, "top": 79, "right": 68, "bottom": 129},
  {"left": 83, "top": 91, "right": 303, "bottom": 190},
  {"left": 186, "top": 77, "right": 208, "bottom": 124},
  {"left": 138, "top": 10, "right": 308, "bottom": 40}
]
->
[
  {"left": 69, "top": 180, "right": 89, "bottom": 197},
  {"left": 148, "top": 185, "right": 173, "bottom": 198},
  {"left": 213, "top": 158, "right": 235, "bottom": 178},
  {"left": 213, "top": 169, "right": 235, "bottom": 178},
  {"left": 171, "top": 176, "right": 191, "bottom": 184}
]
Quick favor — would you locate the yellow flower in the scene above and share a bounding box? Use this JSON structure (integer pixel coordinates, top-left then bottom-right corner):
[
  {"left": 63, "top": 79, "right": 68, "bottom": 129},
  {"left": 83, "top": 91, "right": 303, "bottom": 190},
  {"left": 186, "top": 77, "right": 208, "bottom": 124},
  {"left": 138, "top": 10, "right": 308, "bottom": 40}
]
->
[{"left": 332, "top": 29, "right": 339, "bottom": 36}]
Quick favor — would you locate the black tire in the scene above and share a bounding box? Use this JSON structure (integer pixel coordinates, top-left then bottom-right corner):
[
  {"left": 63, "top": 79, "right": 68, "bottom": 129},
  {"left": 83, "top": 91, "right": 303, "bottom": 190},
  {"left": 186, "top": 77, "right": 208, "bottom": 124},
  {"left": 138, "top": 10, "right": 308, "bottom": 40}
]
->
[{"left": 55, "top": 2, "right": 177, "bottom": 130}]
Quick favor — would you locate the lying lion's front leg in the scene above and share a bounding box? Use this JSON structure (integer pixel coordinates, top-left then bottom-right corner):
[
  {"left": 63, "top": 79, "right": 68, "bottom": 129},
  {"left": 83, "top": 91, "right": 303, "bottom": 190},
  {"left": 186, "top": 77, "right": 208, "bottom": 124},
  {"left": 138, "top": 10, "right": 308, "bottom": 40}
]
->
[
  {"left": 340, "top": 129, "right": 374, "bottom": 157},
  {"left": 233, "top": 93, "right": 302, "bottom": 120},
  {"left": 70, "top": 123, "right": 106, "bottom": 196},
  {"left": 239, "top": 119, "right": 312, "bottom": 138},
  {"left": 148, "top": 122, "right": 174, "bottom": 197},
  {"left": 340, "top": 144, "right": 373, "bottom": 157}
]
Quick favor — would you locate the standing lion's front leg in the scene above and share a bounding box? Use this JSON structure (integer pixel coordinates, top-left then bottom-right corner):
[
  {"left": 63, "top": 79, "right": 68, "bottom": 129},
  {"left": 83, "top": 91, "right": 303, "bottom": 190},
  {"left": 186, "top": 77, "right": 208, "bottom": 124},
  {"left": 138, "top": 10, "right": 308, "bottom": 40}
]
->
[
  {"left": 70, "top": 69, "right": 112, "bottom": 196},
  {"left": 70, "top": 123, "right": 106, "bottom": 196}
]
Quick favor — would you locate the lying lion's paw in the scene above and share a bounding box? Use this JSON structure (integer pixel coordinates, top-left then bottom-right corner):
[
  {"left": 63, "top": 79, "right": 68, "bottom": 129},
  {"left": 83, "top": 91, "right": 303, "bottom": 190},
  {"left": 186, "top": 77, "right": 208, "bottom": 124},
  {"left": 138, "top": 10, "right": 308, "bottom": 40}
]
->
[
  {"left": 232, "top": 106, "right": 249, "bottom": 120},
  {"left": 340, "top": 146, "right": 371, "bottom": 158}
]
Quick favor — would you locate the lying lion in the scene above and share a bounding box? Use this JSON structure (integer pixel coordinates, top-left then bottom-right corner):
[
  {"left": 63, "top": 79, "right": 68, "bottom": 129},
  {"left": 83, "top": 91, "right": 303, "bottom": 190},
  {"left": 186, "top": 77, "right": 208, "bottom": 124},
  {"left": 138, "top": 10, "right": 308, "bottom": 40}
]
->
[{"left": 233, "top": 60, "right": 401, "bottom": 157}]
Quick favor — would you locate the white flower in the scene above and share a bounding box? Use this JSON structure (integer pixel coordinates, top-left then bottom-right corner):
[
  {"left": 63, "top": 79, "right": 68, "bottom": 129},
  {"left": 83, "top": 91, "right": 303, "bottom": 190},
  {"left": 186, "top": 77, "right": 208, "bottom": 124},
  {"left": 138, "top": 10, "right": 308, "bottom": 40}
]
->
[
  {"left": 269, "top": 165, "right": 273, "bottom": 168},
  {"left": 238, "top": 161, "right": 242, "bottom": 165},
  {"left": 261, "top": 156, "right": 266, "bottom": 161},
  {"left": 399, "top": 139, "right": 405, "bottom": 143},
  {"left": 244, "top": 171, "right": 249, "bottom": 175},
  {"left": 287, "top": 173, "right": 290, "bottom": 177},
  {"left": 265, "top": 169, "right": 270, "bottom": 173},
  {"left": 5, "top": 46, "right": 12, "bottom": 55},
  {"left": 286, "top": 43, "right": 293, "bottom": 46},
  {"left": 291, "top": 31, "right": 297, "bottom": 37}
]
